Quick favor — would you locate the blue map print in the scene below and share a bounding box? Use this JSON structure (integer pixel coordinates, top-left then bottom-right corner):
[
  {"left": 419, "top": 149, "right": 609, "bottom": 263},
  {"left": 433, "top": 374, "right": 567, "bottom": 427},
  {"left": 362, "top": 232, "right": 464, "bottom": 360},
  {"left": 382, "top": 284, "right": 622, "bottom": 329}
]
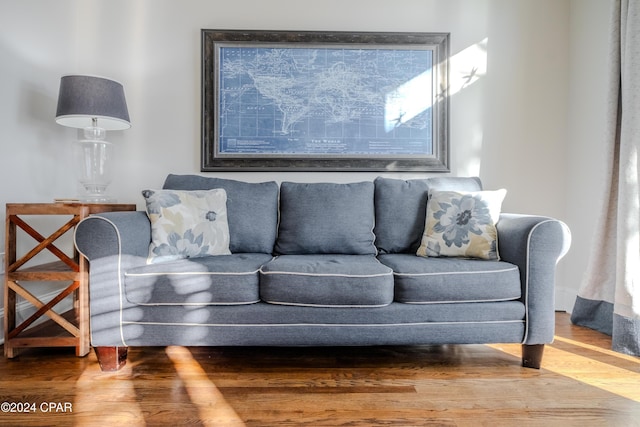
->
[{"left": 217, "top": 45, "right": 433, "bottom": 157}]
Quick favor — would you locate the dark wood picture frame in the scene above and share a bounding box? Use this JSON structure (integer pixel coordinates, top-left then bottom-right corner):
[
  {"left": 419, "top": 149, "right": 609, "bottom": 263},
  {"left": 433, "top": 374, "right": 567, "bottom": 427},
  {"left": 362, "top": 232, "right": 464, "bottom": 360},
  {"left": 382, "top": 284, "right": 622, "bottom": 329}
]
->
[{"left": 201, "top": 29, "right": 450, "bottom": 172}]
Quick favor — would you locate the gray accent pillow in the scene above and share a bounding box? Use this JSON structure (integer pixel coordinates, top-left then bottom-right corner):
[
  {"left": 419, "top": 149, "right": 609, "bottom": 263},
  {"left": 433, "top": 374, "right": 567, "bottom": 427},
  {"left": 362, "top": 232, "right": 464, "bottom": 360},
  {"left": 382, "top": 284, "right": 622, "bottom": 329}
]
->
[
  {"left": 275, "top": 181, "right": 377, "bottom": 255},
  {"left": 163, "top": 174, "right": 279, "bottom": 254}
]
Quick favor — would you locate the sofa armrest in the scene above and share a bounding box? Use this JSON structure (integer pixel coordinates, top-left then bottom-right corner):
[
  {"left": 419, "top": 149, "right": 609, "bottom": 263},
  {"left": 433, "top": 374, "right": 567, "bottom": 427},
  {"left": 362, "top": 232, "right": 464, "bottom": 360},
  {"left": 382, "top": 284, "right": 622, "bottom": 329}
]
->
[
  {"left": 496, "top": 213, "right": 571, "bottom": 345},
  {"left": 73, "top": 211, "right": 151, "bottom": 347},
  {"left": 74, "top": 211, "right": 151, "bottom": 261}
]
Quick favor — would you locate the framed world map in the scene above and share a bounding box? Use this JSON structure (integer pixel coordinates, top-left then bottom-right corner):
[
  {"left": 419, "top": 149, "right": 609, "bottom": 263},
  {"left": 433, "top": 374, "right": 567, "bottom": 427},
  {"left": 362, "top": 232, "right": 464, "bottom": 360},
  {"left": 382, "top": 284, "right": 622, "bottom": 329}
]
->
[{"left": 201, "top": 30, "right": 449, "bottom": 172}]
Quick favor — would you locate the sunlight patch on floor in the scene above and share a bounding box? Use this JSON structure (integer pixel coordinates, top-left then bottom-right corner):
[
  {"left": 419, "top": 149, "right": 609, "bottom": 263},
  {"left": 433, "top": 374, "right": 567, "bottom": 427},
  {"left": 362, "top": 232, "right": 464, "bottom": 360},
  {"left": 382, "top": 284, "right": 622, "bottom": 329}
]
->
[
  {"left": 553, "top": 335, "right": 640, "bottom": 365},
  {"left": 74, "top": 361, "right": 145, "bottom": 426},
  {"left": 488, "top": 341, "right": 640, "bottom": 403},
  {"left": 165, "top": 346, "right": 246, "bottom": 427}
]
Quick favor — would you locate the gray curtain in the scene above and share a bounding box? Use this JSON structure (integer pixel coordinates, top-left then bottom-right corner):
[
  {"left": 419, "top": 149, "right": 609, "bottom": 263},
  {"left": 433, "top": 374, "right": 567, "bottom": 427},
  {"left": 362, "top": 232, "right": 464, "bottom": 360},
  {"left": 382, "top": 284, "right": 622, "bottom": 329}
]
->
[{"left": 571, "top": 0, "right": 640, "bottom": 356}]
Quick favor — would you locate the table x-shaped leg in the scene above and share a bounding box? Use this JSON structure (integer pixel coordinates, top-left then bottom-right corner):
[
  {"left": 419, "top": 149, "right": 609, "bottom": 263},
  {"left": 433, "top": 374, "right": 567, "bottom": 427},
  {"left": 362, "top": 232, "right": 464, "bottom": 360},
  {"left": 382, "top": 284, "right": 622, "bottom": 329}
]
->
[{"left": 4, "top": 211, "right": 87, "bottom": 357}]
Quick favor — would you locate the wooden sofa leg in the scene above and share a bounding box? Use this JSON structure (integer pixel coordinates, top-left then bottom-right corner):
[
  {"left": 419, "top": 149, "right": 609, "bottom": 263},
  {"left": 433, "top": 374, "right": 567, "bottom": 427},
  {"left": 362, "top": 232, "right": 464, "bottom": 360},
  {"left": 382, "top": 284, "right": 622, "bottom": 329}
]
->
[
  {"left": 522, "top": 344, "right": 544, "bottom": 369},
  {"left": 94, "top": 347, "right": 128, "bottom": 372}
]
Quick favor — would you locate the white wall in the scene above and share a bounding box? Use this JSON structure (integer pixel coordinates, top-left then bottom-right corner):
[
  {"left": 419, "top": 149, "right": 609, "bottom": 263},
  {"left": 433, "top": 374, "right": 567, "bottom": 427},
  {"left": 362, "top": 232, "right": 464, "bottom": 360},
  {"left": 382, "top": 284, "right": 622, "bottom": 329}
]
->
[
  {"left": 559, "top": 0, "right": 611, "bottom": 311},
  {"left": 0, "top": 0, "right": 606, "bottom": 316}
]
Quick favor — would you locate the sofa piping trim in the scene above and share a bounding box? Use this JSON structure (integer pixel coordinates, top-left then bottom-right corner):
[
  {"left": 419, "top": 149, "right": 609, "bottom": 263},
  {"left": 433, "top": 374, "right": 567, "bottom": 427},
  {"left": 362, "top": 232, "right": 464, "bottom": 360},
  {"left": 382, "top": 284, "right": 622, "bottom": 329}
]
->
[
  {"left": 401, "top": 296, "right": 521, "bottom": 304},
  {"left": 122, "top": 319, "right": 524, "bottom": 328},
  {"left": 261, "top": 300, "right": 391, "bottom": 308},
  {"left": 521, "top": 218, "right": 560, "bottom": 345},
  {"left": 130, "top": 300, "right": 261, "bottom": 307},
  {"left": 259, "top": 269, "right": 393, "bottom": 279},
  {"left": 125, "top": 270, "right": 262, "bottom": 278},
  {"left": 393, "top": 266, "right": 518, "bottom": 277},
  {"left": 74, "top": 215, "right": 128, "bottom": 347}
]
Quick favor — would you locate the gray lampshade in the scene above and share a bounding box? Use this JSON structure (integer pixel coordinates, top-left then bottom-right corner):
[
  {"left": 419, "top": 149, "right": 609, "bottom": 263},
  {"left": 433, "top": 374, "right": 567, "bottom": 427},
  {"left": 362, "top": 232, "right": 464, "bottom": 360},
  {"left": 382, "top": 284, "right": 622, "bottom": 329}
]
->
[{"left": 55, "top": 75, "right": 131, "bottom": 131}]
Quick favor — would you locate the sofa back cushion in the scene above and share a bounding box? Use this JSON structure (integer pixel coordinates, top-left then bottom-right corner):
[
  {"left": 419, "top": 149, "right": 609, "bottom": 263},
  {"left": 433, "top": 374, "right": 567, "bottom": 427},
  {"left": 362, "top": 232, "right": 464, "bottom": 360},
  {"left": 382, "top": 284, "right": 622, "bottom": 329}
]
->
[
  {"left": 275, "top": 181, "right": 377, "bottom": 255},
  {"left": 374, "top": 177, "right": 430, "bottom": 254},
  {"left": 374, "top": 176, "right": 483, "bottom": 254},
  {"left": 163, "top": 174, "right": 279, "bottom": 253}
]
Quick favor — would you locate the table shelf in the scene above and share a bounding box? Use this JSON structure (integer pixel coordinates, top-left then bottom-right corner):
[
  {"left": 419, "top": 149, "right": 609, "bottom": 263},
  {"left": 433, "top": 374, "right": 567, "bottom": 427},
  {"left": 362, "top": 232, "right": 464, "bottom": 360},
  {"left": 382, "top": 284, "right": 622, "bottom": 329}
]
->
[{"left": 8, "top": 261, "right": 80, "bottom": 281}]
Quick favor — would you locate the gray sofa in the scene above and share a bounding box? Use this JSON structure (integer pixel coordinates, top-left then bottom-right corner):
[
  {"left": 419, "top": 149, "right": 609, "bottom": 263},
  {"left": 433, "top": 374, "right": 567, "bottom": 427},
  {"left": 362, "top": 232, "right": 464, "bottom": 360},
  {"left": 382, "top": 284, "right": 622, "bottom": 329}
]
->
[{"left": 74, "top": 174, "right": 571, "bottom": 371}]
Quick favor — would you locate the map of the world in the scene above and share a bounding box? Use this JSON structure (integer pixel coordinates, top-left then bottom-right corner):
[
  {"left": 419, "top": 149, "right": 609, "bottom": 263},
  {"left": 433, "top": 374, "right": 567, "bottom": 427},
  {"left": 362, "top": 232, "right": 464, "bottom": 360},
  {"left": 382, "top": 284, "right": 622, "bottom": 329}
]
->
[{"left": 217, "top": 45, "right": 434, "bottom": 157}]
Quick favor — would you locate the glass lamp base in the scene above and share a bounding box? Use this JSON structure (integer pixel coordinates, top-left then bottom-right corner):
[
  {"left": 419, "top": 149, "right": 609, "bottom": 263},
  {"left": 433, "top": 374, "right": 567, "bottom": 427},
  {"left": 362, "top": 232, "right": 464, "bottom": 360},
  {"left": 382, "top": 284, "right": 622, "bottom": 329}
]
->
[
  {"left": 74, "top": 131, "right": 116, "bottom": 204},
  {"left": 78, "top": 184, "right": 116, "bottom": 203}
]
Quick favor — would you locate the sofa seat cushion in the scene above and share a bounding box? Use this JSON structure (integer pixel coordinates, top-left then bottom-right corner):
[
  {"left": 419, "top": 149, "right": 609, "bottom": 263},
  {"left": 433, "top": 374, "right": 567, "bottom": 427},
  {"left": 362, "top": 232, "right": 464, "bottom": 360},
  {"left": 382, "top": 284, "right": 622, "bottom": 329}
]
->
[
  {"left": 378, "top": 254, "right": 520, "bottom": 304},
  {"left": 124, "top": 253, "right": 274, "bottom": 306},
  {"left": 259, "top": 255, "right": 394, "bottom": 307}
]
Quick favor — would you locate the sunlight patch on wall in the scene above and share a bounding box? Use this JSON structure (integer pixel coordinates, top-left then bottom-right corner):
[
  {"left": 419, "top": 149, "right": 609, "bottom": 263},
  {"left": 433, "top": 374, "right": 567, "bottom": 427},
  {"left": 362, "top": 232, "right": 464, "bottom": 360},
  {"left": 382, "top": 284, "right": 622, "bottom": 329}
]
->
[
  {"left": 450, "top": 38, "right": 488, "bottom": 177},
  {"left": 384, "top": 70, "right": 432, "bottom": 132},
  {"left": 449, "top": 38, "right": 488, "bottom": 97}
]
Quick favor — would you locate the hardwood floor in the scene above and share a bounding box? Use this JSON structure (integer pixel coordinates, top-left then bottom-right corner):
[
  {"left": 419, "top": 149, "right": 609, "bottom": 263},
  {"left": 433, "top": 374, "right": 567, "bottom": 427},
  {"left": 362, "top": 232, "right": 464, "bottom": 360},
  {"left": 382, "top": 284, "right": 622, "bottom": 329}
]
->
[{"left": 0, "top": 312, "right": 638, "bottom": 426}]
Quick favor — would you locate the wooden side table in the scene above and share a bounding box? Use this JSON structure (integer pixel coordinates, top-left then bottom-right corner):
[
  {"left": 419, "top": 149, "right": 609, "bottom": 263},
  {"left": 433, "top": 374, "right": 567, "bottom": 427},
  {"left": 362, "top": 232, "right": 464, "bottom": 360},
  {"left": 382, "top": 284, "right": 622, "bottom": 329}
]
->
[{"left": 4, "top": 202, "right": 136, "bottom": 358}]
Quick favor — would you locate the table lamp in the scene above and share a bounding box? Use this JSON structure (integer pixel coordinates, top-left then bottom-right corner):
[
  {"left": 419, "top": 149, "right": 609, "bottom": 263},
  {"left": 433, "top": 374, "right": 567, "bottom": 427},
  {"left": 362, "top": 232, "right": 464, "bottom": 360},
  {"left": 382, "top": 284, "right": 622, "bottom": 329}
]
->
[{"left": 55, "top": 75, "right": 130, "bottom": 203}]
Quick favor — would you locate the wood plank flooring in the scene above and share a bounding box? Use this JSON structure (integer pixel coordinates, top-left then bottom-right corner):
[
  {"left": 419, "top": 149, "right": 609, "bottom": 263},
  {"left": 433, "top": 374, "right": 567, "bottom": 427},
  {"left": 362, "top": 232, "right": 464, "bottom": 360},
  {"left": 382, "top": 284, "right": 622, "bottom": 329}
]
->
[{"left": 0, "top": 312, "right": 639, "bottom": 426}]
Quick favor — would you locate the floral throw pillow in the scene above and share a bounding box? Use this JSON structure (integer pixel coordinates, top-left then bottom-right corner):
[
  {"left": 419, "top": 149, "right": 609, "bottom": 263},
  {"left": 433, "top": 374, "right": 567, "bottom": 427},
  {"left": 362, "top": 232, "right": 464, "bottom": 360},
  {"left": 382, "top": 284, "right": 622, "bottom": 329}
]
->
[
  {"left": 416, "top": 189, "right": 506, "bottom": 260},
  {"left": 142, "top": 189, "right": 231, "bottom": 263}
]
